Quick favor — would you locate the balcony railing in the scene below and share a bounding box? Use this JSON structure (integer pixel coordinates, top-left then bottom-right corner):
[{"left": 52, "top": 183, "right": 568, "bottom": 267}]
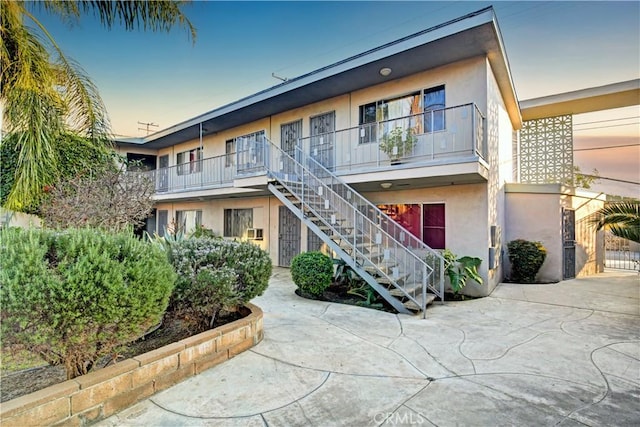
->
[
  {"left": 298, "top": 103, "right": 485, "bottom": 173},
  {"left": 145, "top": 154, "right": 235, "bottom": 194},
  {"left": 146, "top": 103, "right": 485, "bottom": 195}
]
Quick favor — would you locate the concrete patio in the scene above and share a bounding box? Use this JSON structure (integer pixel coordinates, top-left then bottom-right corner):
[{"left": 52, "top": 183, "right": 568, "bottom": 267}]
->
[{"left": 97, "top": 269, "right": 639, "bottom": 426}]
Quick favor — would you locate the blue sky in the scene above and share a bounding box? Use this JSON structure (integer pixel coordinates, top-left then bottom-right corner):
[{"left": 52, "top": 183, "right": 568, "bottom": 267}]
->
[{"left": 29, "top": 1, "right": 639, "bottom": 195}]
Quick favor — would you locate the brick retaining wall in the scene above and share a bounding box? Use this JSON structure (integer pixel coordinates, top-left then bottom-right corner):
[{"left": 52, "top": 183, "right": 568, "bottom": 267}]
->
[{"left": 0, "top": 303, "right": 263, "bottom": 426}]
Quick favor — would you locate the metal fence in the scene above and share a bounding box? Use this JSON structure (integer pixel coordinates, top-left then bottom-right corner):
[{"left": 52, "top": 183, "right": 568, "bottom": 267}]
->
[{"left": 604, "top": 232, "right": 640, "bottom": 271}]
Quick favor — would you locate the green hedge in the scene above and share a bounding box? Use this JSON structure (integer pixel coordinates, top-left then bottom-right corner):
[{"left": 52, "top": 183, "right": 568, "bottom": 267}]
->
[
  {"left": 168, "top": 238, "right": 272, "bottom": 330},
  {"left": 291, "top": 251, "right": 333, "bottom": 297},
  {"left": 0, "top": 227, "right": 176, "bottom": 379},
  {"left": 507, "top": 239, "right": 547, "bottom": 283}
]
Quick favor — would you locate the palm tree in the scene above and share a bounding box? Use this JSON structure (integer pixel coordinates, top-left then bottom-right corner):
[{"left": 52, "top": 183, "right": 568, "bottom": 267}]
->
[
  {"left": 0, "top": 1, "right": 195, "bottom": 212},
  {"left": 591, "top": 202, "right": 640, "bottom": 244}
]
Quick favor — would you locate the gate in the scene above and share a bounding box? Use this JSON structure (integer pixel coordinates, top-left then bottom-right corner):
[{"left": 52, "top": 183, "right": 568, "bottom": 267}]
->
[
  {"left": 605, "top": 233, "right": 640, "bottom": 270},
  {"left": 562, "top": 208, "right": 576, "bottom": 279},
  {"left": 279, "top": 206, "right": 301, "bottom": 267},
  {"left": 310, "top": 111, "right": 335, "bottom": 170}
]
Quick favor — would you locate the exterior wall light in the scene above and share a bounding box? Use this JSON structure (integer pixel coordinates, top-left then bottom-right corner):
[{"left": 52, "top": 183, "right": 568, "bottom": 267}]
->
[{"left": 380, "top": 182, "right": 392, "bottom": 189}]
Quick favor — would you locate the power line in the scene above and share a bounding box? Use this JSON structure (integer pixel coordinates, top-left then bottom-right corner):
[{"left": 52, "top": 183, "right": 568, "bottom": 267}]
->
[
  {"left": 574, "top": 144, "right": 640, "bottom": 152},
  {"left": 573, "top": 116, "right": 640, "bottom": 126},
  {"left": 581, "top": 174, "right": 640, "bottom": 185},
  {"left": 573, "top": 123, "right": 640, "bottom": 132}
]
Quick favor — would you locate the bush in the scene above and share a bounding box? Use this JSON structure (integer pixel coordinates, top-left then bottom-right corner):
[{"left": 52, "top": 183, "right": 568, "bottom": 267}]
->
[
  {"left": 0, "top": 227, "right": 176, "bottom": 379},
  {"left": 168, "top": 238, "right": 272, "bottom": 330},
  {"left": 507, "top": 239, "right": 547, "bottom": 283},
  {"left": 291, "top": 251, "right": 333, "bottom": 297}
]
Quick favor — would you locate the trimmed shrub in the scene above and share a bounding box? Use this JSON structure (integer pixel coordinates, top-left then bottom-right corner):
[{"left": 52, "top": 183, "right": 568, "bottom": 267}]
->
[
  {"left": 0, "top": 227, "right": 176, "bottom": 379},
  {"left": 168, "top": 238, "right": 272, "bottom": 330},
  {"left": 507, "top": 239, "right": 547, "bottom": 283},
  {"left": 291, "top": 251, "right": 333, "bottom": 297}
]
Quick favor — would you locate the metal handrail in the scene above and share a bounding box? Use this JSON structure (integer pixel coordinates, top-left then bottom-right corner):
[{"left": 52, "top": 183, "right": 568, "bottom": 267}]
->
[
  {"left": 301, "top": 102, "right": 483, "bottom": 139},
  {"left": 261, "top": 135, "right": 445, "bottom": 313},
  {"left": 298, "top": 102, "right": 485, "bottom": 172},
  {"left": 147, "top": 153, "right": 235, "bottom": 193}
]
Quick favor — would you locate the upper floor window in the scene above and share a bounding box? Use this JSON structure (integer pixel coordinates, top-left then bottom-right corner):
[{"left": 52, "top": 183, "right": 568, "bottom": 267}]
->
[
  {"left": 424, "top": 85, "right": 445, "bottom": 132},
  {"left": 225, "top": 139, "right": 235, "bottom": 167},
  {"left": 177, "top": 147, "right": 202, "bottom": 176},
  {"left": 359, "top": 89, "right": 445, "bottom": 144},
  {"left": 358, "top": 102, "right": 378, "bottom": 144}
]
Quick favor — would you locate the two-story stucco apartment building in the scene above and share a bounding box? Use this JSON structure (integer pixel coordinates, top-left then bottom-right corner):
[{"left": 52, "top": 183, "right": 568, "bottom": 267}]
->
[{"left": 116, "top": 7, "right": 612, "bottom": 314}]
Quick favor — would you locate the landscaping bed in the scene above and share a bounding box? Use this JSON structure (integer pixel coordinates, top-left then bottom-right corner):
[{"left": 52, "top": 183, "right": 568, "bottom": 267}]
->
[
  {"left": 0, "top": 304, "right": 263, "bottom": 427},
  {"left": 1, "top": 310, "right": 244, "bottom": 403}
]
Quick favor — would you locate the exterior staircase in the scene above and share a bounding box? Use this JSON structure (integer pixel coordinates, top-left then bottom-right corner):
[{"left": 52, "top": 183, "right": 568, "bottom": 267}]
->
[{"left": 245, "top": 136, "right": 446, "bottom": 316}]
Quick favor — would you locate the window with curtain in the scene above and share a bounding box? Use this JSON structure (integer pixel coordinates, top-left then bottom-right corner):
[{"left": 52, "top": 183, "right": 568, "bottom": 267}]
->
[
  {"left": 358, "top": 92, "right": 421, "bottom": 143},
  {"left": 225, "top": 139, "right": 235, "bottom": 167},
  {"left": 223, "top": 208, "right": 253, "bottom": 238},
  {"left": 176, "top": 147, "right": 202, "bottom": 175},
  {"left": 176, "top": 210, "right": 202, "bottom": 234},
  {"left": 378, "top": 204, "right": 421, "bottom": 241}
]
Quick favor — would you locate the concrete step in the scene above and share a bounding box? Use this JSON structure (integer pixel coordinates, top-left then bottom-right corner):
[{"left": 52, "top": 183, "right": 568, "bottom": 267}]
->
[
  {"left": 377, "top": 272, "right": 411, "bottom": 286},
  {"left": 388, "top": 281, "right": 421, "bottom": 296},
  {"left": 363, "top": 258, "right": 398, "bottom": 274},
  {"left": 403, "top": 294, "right": 437, "bottom": 311}
]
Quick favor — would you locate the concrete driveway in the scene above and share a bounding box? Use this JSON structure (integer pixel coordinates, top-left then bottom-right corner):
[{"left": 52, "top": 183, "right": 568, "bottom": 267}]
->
[{"left": 98, "top": 269, "right": 639, "bottom": 426}]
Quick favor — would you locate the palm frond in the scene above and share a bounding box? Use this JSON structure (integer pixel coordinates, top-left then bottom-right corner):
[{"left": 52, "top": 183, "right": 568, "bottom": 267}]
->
[
  {"left": 1, "top": 0, "right": 196, "bottom": 211},
  {"left": 22, "top": 7, "right": 112, "bottom": 142},
  {"left": 77, "top": 0, "right": 196, "bottom": 42},
  {"left": 1, "top": 2, "right": 65, "bottom": 210},
  {"left": 590, "top": 202, "right": 640, "bottom": 244}
]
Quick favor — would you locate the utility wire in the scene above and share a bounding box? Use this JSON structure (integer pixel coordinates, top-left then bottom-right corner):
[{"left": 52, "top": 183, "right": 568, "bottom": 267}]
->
[
  {"left": 573, "top": 116, "right": 640, "bottom": 126},
  {"left": 574, "top": 144, "right": 640, "bottom": 152},
  {"left": 573, "top": 123, "right": 640, "bottom": 132},
  {"left": 581, "top": 174, "right": 640, "bottom": 185}
]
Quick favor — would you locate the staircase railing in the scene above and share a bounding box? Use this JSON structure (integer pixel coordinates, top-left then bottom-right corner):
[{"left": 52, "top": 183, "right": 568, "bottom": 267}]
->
[{"left": 258, "top": 135, "right": 445, "bottom": 315}]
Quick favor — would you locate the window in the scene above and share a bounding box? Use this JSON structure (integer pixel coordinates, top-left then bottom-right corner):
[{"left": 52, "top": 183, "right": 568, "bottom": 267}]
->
[
  {"left": 359, "top": 102, "right": 378, "bottom": 144},
  {"left": 157, "top": 210, "right": 168, "bottom": 237},
  {"left": 379, "top": 203, "right": 445, "bottom": 249},
  {"left": 380, "top": 93, "right": 421, "bottom": 122},
  {"left": 378, "top": 204, "right": 421, "bottom": 241},
  {"left": 423, "top": 204, "right": 445, "bottom": 249},
  {"left": 224, "top": 208, "right": 253, "bottom": 238},
  {"left": 176, "top": 210, "right": 202, "bottom": 234},
  {"left": 176, "top": 147, "right": 202, "bottom": 175},
  {"left": 424, "top": 85, "right": 445, "bottom": 132},
  {"left": 225, "top": 139, "right": 235, "bottom": 167},
  {"left": 358, "top": 92, "right": 421, "bottom": 143}
]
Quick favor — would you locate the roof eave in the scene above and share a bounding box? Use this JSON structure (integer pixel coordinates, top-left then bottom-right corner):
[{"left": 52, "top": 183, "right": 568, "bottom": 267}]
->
[{"left": 116, "top": 7, "right": 522, "bottom": 148}]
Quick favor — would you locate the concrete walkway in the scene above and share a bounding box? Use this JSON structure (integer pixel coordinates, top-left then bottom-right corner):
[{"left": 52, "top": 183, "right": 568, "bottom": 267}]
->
[{"left": 98, "top": 269, "right": 639, "bottom": 426}]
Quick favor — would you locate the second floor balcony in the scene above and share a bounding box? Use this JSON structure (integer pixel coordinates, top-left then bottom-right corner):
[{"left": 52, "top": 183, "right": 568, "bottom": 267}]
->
[
  {"left": 298, "top": 103, "right": 485, "bottom": 174},
  {"left": 145, "top": 103, "right": 486, "bottom": 196}
]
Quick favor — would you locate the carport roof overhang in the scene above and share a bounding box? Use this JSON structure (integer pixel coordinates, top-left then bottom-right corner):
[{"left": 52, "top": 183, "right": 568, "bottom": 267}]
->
[
  {"left": 519, "top": 79, "right": 640, "bottom": 121},
  {"left": 117, "top": 6, "right": 521, "bottom": 150}
]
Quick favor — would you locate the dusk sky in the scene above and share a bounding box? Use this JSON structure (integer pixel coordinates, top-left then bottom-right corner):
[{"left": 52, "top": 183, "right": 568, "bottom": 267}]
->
[{"left": 28, "top": 1, "right": 640, "bottom": 196}]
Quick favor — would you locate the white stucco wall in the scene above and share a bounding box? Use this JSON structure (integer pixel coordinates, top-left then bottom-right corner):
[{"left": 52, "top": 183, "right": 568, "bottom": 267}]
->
[{"left": 504, "top": 184, "right": 605, "bottom": 283}]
